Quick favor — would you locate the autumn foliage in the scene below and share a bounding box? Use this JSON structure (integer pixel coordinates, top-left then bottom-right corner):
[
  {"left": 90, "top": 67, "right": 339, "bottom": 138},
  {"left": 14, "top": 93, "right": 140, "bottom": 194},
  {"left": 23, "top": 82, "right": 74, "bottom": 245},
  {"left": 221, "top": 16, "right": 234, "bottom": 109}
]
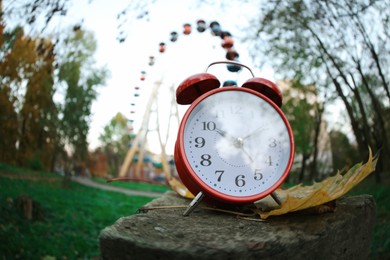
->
[{"left": 0, "top": 21, "right": 106, "bottom": 173}]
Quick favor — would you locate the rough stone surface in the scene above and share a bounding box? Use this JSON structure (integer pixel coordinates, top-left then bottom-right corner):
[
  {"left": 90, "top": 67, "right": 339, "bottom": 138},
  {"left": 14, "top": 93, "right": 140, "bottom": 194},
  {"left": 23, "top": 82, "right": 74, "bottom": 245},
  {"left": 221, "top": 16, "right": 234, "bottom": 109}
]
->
[{"left": 99, "top": 191, "right": 376, "bottom": 260}]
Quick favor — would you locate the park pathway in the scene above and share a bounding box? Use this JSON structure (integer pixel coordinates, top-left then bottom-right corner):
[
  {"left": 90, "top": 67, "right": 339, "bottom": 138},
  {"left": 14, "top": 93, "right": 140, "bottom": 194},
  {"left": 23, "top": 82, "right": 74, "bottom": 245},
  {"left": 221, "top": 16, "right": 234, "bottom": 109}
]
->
[{"left": 72, "top": 176, "right": 164, "bottom": 198}]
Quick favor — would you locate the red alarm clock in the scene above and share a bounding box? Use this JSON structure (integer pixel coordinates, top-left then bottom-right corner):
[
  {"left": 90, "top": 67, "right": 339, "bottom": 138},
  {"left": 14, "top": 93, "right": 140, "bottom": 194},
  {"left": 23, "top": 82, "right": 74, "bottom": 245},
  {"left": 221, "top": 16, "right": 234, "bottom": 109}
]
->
[{"left": 174, "top": 61, "right": 295, "bottom": 216}]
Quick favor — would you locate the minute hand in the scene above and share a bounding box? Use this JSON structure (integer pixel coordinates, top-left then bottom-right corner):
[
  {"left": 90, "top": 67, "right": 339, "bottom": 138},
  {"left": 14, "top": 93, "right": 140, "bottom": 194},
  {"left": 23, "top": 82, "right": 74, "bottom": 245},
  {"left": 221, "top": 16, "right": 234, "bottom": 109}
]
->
[{"left": 243, "top": 126, "right": 269, "bottom": 140}]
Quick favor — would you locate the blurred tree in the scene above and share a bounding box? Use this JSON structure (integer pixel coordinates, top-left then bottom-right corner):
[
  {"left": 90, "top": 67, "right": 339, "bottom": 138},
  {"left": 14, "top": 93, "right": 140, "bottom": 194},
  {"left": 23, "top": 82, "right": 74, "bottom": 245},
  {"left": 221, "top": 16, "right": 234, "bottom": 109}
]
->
[
  {"left": 0, "top": 23, "right": 19, "bottom": 164},
  {"left": 0, "top": 83, "right": 18, "bottom": 164},
  {"left": 17, "top": 38, "right": 58, "bottom": 170},
  {"left": 0, "top": 24, "right": 58, "bottom": 170},
  {"left": 246, "top": 0, "right": 390, "bottom": 178},
  {"left": 2, "top": 0, "right": 71, "bottom": 34},
  {"left": 99, "top": 112, "right": 133, "bottom": 177},
  {"left": 57, "top": 28, "right": 108, "bottom": 174},
  {"left": 282, "top": 78, "right": 326, "bottom": 182},
  {"left": 1, "top": 0, "right": 152, "bottom": 43},
  {"left": 1, "top": 2, "right": 107, "bottom": 172}
]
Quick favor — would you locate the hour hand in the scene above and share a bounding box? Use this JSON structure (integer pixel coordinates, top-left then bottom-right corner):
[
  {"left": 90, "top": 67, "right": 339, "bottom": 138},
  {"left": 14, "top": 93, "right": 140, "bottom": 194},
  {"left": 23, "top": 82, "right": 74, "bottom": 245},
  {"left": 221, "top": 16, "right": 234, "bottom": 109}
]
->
[
  {"left": 215, "top": 128, "right": 226, "bottom": 136},
  {"left": 215, "top": 128, "right": 229, "bottom": 138},
  {"left": 215, "top": 128, "right": 236, "bottom": 142}
]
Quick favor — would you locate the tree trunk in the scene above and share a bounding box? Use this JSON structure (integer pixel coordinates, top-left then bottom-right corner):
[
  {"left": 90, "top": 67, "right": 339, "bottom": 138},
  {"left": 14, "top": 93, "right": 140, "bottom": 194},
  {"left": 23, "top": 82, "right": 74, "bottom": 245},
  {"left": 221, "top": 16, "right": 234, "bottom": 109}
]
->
[
  {"left": 356, "top": 63, "right": 389, "bottom": 181},
  {"left": 308, "top": 26, "right": 368, "bottom": 158},
  {"left": 350, "top": 10, "right": 390, "bottom": 102},
  {"left": 309, "top": 104, "right": 323, "bottom": 181},
  {"left": 299, "top": 153, "right": 309, "bottom": 182},
  {"left": 349, "top": 73, "right": 375, "bottom": 151},
  {"left": 325, "top": 65, "right": 366, "bottom": 156}
]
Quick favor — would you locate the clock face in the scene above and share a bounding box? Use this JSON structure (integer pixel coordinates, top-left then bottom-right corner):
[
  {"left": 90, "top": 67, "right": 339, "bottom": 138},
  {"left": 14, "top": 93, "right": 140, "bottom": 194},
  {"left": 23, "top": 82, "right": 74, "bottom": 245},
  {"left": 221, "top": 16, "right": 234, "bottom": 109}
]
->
[{"left": 181, "top": 88, "right": 294, "bottom": 201}]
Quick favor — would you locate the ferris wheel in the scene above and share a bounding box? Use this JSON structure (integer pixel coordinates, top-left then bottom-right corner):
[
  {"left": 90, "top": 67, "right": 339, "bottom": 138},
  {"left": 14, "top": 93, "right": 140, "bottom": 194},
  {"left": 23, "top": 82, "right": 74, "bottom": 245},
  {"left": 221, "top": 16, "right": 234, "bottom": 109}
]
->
[{"left": 117, "top": 19, "right": 247, "bottom": 186}]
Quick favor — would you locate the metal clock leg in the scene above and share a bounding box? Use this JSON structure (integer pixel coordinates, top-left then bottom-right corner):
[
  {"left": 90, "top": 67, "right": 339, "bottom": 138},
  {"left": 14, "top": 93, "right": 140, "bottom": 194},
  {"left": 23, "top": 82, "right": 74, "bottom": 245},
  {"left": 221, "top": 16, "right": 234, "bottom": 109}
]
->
[
  {"left": 183, "top": 192, "right": 204, "bottom": 216},
  {"left": 270, "top": 191, "right": 282, "bottom": 206}
]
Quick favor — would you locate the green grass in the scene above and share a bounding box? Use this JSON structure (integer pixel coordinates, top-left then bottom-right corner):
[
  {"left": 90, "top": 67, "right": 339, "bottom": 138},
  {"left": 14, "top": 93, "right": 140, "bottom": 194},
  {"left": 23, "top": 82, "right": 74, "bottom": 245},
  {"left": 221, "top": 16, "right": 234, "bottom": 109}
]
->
[
  {"left": 93, "top": 177, "right": 170, "bottom": 193},
  {"left": 0, "top": 163, "right": 389, "bottom": 259},
  {"left": 0, "top": 164, "right": 154, "bottom": 259}
]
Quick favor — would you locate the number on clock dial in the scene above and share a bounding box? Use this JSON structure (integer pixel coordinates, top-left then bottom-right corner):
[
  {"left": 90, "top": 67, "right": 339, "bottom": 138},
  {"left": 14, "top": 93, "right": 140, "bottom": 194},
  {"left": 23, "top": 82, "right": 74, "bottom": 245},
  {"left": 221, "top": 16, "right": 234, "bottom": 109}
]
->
[
  {"left": 194, "top": 137, "right": 205, "bottom": 148},
  {"left": 202, "top": 121, "right": 216, "bottom": 131},
  {"left": 213, "top": 169, "right": 264, "bottom": 187}
]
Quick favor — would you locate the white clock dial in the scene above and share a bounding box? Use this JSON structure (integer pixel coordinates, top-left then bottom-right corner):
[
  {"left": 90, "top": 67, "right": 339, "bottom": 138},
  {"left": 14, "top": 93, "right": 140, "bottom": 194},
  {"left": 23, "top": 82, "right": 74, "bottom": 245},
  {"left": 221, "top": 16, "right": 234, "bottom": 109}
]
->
[{"left": 183, "top": 89, "right": 293, "bottom": 198}]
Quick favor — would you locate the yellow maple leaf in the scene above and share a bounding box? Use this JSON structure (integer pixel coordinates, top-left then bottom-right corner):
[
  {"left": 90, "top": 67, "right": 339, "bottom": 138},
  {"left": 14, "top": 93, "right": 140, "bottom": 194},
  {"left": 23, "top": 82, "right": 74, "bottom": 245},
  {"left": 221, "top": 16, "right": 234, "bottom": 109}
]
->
[{"left": 256, "top": 149, "right": 378, "bottom": 219}]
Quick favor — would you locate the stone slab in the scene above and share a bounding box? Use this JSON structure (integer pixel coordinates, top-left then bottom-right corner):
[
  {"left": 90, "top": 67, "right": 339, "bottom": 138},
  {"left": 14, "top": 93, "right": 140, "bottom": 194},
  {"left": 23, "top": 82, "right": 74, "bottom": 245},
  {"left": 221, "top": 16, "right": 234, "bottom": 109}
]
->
[{"left": 99, "top": 191, "right": 375, "bottom": 260}]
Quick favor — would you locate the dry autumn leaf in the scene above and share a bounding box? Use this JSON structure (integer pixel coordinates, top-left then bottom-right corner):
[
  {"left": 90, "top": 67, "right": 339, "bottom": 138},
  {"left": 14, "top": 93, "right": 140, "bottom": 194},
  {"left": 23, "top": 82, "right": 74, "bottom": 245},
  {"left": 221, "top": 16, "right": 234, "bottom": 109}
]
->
[
  {"left": 255, "top": 149, "right": 378, "bottom": 219},
  {"left": 169, "top": 177, "right": 194, "bottom": 199}
]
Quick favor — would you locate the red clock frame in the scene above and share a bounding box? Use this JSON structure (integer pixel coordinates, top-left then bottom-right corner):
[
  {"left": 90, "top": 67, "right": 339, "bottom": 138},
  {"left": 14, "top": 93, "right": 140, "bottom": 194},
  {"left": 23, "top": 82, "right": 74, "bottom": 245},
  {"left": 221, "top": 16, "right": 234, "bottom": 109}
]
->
[{"left": 174, "top": 86, "right": 295, "bottom": 205}]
